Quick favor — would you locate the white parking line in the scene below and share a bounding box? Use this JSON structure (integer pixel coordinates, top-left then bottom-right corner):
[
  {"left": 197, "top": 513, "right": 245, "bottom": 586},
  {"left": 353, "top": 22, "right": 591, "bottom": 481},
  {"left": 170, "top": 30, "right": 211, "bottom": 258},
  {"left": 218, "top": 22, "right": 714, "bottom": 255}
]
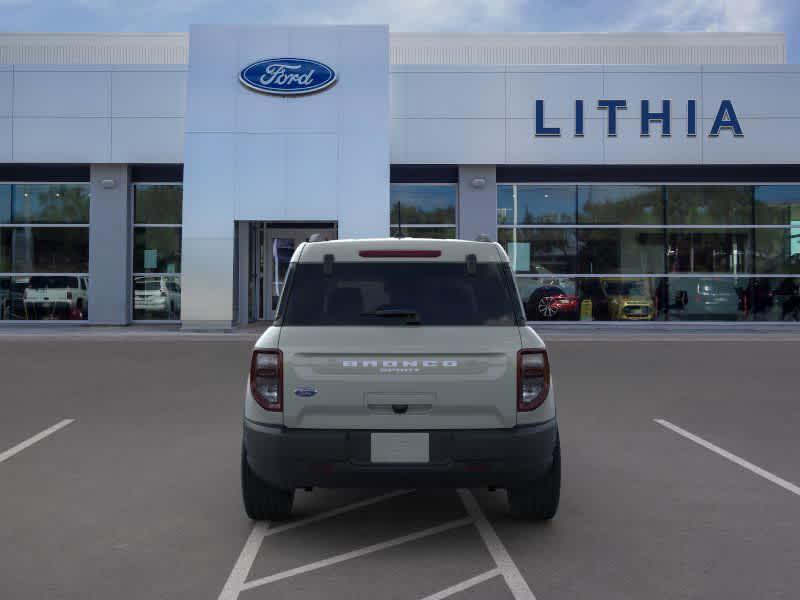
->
[
  {"left": 217, "top": 489, "right": 413, "bottom": 600},
  {"left": 0, "top": 419, "right": 74, "bottom": 464},
  {"left": 418, "top": 569, "right": 501, "bottom": 600},
  {"left": 457, "top": 489, "right": 537, "bottom": 600},
  {"left": 240, "top": 517, "right": 472, "bottom": 591},
  {"left": 655, "top": 418, "right": 800, "bottom": 497}
]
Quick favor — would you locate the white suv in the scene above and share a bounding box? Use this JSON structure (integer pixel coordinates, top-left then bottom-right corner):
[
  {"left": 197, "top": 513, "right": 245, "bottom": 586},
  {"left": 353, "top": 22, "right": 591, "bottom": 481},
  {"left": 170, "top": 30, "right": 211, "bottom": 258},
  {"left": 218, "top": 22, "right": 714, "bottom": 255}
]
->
[{"left": 242, "top": 238, "right": 560, "bottom": 520}]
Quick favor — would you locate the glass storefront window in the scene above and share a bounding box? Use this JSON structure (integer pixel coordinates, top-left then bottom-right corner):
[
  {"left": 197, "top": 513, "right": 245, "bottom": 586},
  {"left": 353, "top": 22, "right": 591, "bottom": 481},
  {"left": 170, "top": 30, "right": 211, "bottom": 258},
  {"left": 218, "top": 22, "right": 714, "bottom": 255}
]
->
[
  {"left": 1, "top": 182, "right": 90, "bottom": 322},
  {"left": 0, "top": 185, "right": 10, "bottom": 223},
  {"left": 1, "top": 184, "right": 90, "bottom": 225},
  {"left": 133, "top": 228, "right": 181, "bottom": 273},
  {"left": 578, "top": 185, "right": 663, "bottom": 225},
  {"left": 390, "top": 183, "right": 457, "bottom": 238},
  {"left": 755, "top": 228, "right": 800, "bottom": 274},
  {"left": 498, "top": 183, "right": 800, "bottom": 322},
  {"left": 514, "top": 275, "right": 769, "bottom": 322},
  {"left": 133, "top": 185, "right": 182, "bottom": 225},
  {"left": 133, "top": 275, "right": 181, "bottom": 320},
  {"left": 132, "top": 184, "right": 183, "bottom": 321},
  {"left": 666, "top": 277, "right": 747, "bottom": 321},
  {"left": 578, "top": 229, "right": 665, "bottom": 274},
  {"left": 666, "top": 186, "right": 752, "bottom": 225},
  {"left": 1, "top": 228, "right": 89, "bottom": 273},
  {"left": 0, "top": 275, "right": 89, "bottom": 321},
  {"left": 498, "top": 185, "right": 575, "bottom": 225},
  {"left": 390, "top": 226, "right": 457, "bottom": 239},
  {"left": 666, "top": 229, "right": 753, "bottom": 274},
  {"left": 745, "top": 277, "right": 800, "bottom": 321},
  {"left": 754, "top": 185, "right": 800, "bottom": 225},
  {"left": 516, "top": 277, "right": 579, "bottom": 321},
  {"left": 498, "top": 228, "right": 577, "bottom": 274},
  {"left": 578, "top": 277, "right": 666, "bottom": 321},
  {"left": 517, "top": 276, "right": 668, "bottom": 321}
]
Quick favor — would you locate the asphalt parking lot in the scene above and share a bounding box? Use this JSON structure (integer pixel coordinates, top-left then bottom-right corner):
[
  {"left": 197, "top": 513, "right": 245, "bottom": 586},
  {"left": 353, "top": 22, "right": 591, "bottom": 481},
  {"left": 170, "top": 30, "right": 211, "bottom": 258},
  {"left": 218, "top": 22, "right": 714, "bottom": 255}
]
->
[{"left": 1, "top": 330, "right": 799, "bottom": 599}]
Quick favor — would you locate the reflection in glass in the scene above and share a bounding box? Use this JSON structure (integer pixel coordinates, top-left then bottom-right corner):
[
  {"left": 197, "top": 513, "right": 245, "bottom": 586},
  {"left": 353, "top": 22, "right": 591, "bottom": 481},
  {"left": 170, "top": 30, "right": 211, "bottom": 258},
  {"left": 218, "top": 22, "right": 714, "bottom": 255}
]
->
[
  {"left": 666, "top": 229, "right": 752, "bottom": 274},
  {"left": 0, "top": 275, "right": 88, "bottom": 320},
  {"left": 498, "top": 228, "right": 577, "bottom": 274},
  {"left": 497, "top": 185, "right": 514, "bottom": 225},
  {"left": 133, "top": 227, "right": 181, "bottom": 273},
  {"left": 1, "top": 228, "right": 89, "bottom": 273},
  {"left": 578, "top": 185, "right": 662, "bottom": 225},
  {"left": 0, "top": 185, "right": 10, "bottom": 223},
  {"left": 755, "top": 185, "right": 800, "bottom": 225},
  {"left": 578, "top": 229, "right": 665, "bottom": 274},
  {"left": 667, "top": 277, "right": 746, "bottom": 321},
  {"left": 390, "top": 184, "right": 456, "bottom": 225},
  {"left": 4, "top": 184, "right": 90, "bottom": 224},
  {"left": 498, "top": 185, "right": 575, "bottom": 225},
  {"left": 133, "top": 275, "right": 181, "bottom": 320},
  {"left": 134, "top": 185, "right": 183, "bottom": 225},
  {"left": 390, "top": 226, "right": 457, "bottom": 239},
  {"left": 579, "top": 277, "right": 663, "bottom": 321},
  {"left": 755, "top": 228, "right": 800, "bottom": 274},
  {"left": 516, "top": 277, "right": 579, "bottom": 321},
  {"left": 746, "top": 277, "right": 800, "bottom": 321},
  {"left": 666, "top": 186, "right": 752, "bottom": 225},
  {"left": 0, "top": 276, "right": 10, "bottom": 319}
]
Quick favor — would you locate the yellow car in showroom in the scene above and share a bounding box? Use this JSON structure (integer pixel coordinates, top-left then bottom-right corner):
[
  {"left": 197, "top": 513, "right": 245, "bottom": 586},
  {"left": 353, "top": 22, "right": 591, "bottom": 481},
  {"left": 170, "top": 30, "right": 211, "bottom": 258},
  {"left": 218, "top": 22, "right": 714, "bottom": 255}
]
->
[{"left": 600, "top": 279, "right": 655, "bottom": 321}]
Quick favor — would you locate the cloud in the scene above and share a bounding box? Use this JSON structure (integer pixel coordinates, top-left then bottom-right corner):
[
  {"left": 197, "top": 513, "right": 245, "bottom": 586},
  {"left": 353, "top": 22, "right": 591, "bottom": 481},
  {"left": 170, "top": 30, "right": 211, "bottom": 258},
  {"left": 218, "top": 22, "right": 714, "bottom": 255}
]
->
[
  {"left": 284, "top": 0, "right": 524, "bottom": 31},
  {"left": 622, "top": 0, "right": 781, "bottom": 32}
]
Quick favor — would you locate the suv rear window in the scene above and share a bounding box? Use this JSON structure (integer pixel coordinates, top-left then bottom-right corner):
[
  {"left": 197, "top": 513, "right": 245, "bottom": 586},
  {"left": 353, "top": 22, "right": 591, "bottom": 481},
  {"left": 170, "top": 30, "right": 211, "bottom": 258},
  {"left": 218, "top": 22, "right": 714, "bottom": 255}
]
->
[{"left": 278, "top": 262, "right": 523, "bottom": 326}]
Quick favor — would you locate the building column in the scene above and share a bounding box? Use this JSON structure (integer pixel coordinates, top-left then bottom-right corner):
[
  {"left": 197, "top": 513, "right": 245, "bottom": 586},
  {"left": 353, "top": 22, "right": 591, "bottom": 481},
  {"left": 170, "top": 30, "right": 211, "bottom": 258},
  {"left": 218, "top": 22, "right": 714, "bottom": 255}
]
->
[
  {"left": 458, "top": 166, "right": 497, "bottom": 242},
  {"left": 88, "top": 164, "right": 131, "bottom": 325}
]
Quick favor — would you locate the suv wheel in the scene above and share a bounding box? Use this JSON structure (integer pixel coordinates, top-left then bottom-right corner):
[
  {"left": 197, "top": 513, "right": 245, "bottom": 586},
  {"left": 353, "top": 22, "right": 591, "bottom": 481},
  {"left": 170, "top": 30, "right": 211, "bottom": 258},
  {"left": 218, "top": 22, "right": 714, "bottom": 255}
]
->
[
  {"left": 241, "top": 447, "right": 294, "bottom": 521},
  {"left": 507, "top": 434, "right": 561, "bottom": 520}
]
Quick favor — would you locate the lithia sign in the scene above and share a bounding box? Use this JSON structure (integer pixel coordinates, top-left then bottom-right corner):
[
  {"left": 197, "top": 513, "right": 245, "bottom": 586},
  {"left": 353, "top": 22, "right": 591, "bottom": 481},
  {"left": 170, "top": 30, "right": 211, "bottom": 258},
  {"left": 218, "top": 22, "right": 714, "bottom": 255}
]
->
[{"left": 535, "top": 99, "right": 743, "bottom": 138}]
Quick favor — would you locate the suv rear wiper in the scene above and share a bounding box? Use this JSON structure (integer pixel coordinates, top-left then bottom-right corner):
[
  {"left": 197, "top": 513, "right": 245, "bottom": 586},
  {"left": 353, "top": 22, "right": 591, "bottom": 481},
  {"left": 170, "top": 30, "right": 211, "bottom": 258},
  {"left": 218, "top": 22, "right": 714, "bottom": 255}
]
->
[{"left": 361, "top": 307, "right": 421, "bottom": 325}]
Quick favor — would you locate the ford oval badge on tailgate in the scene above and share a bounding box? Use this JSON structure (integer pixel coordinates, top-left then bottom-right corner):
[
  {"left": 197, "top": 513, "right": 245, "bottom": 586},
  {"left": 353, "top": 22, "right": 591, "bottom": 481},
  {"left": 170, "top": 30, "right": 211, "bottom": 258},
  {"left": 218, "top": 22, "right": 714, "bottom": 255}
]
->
[
  {"left": 295, "top": 386, "right": 318, "bottom": 398},
  {"left": 239, "top": 58, "right": 337, "bottom": 96}
]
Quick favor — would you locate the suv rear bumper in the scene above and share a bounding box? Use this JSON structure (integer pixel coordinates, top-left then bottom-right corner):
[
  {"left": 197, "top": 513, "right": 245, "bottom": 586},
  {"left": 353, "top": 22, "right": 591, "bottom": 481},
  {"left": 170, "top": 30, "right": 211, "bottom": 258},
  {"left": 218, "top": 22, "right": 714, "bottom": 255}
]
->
[{"left": 243, "top": 419, "right": 558, "bottom": 489}]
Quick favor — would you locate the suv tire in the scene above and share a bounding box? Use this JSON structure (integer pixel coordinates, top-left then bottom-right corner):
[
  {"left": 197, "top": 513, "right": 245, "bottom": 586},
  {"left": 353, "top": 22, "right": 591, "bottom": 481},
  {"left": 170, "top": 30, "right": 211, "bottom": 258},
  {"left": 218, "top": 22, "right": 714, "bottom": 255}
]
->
[
  {"left": 528, "top": 286, "right": 564, "bottom": 320},
  {"left": 241, "top": 447, "right": 294, "bottom": 521},
  {"left": 508, "top": 434, "right": 561, "bottom": 520}
]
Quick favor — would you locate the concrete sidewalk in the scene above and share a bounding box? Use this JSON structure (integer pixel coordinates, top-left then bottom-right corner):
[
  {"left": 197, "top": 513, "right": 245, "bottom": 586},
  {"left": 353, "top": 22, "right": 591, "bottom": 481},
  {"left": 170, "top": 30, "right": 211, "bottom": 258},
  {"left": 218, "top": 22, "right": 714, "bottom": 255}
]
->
[{"left": 1, "top": 321, "right": 799, "bottom": 342}]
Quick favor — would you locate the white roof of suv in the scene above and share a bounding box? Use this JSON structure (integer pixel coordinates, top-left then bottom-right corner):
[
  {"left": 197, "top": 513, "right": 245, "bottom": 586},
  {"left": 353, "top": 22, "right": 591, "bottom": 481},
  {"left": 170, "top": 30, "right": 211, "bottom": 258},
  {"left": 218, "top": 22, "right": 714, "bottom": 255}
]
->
[{"left": 295, "top": 238, "right": 510, "bottom": 263}]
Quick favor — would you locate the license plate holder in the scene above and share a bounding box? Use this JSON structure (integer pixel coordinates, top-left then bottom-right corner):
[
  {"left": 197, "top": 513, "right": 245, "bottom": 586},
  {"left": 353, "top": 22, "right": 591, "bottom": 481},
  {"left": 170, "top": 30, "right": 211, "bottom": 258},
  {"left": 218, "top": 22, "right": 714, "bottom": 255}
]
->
[{"left": 370, "top": 432, "right": 429, "bottom": 463}]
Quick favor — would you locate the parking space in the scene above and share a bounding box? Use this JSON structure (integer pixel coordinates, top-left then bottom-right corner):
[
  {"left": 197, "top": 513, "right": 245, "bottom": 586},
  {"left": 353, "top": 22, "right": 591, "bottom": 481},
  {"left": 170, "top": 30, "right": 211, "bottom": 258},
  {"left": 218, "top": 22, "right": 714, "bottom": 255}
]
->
[{"left": 0, "top": 333, "right": 798, "bottom": 599}]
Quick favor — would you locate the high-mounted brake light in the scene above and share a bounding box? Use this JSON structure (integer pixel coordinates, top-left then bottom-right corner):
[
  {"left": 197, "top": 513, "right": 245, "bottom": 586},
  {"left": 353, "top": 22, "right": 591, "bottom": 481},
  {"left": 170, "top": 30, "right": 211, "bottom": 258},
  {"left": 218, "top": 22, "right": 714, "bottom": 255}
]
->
[
  {"left": 358, "top": 250, "right": 442, "bottom": 258},
  {"left": 250, "top": 349, "right": 283, "bottom": 411},
  {"left": 517, "top": 349, "right": 550, "bottom": 411}
]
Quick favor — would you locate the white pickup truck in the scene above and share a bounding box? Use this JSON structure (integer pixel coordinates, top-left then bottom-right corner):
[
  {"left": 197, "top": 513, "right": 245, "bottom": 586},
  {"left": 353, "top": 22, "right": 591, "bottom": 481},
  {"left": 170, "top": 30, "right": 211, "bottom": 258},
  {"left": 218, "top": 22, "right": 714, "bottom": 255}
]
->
[
  {"left": 23, "top": 275, "right": 88, "bottom": 320},
  {"left": 242, "top": 238, "right": 560, "bottom": 521}
]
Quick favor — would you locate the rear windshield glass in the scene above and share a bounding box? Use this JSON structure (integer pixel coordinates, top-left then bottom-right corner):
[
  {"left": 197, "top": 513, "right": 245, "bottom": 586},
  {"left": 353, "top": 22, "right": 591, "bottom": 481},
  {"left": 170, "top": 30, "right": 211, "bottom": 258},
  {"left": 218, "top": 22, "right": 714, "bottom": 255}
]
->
[{"left": 279, "top": 262, "right": 522, "bottom": 326}]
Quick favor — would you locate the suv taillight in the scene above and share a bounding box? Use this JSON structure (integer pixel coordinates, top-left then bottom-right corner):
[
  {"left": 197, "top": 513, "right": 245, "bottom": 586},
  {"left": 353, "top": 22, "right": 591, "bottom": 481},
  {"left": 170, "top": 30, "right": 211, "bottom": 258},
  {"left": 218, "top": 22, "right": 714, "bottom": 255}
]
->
[
  {"left": 250, "top": 349, "right": 283, "bottom": 411},
  {"left": 517, "top": 349, "right": 549, "bottom": 411}
]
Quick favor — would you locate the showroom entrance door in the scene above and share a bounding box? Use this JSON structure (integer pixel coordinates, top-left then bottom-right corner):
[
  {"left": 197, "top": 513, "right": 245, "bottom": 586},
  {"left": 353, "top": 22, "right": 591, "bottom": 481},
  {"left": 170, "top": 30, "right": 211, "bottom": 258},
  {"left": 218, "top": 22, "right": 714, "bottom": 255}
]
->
[{"left": 248, "top": 222, "right": 337, "bottom": 322}]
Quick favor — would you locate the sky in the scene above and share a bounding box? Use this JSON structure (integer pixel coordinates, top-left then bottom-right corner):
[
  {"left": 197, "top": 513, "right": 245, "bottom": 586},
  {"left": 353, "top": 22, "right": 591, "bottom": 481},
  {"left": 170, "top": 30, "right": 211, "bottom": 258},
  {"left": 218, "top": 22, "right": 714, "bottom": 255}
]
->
[{"left": 0, "top": 0, "right": 797, "bottom": 62}]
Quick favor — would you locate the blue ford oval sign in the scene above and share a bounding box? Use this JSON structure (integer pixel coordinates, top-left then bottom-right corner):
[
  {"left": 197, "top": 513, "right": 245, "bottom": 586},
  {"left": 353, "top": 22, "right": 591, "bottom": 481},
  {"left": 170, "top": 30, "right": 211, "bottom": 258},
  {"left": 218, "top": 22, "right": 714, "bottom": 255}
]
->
[{"left": 239, "top": 58, "right": 337, "bottom": 96}]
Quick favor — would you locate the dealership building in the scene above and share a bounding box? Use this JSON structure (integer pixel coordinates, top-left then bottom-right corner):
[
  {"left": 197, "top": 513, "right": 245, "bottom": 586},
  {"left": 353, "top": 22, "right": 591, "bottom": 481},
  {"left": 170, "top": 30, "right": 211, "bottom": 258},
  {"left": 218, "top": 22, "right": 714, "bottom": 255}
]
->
[{"left": 0, "top": 27, "right": 799, "bottom": 327}]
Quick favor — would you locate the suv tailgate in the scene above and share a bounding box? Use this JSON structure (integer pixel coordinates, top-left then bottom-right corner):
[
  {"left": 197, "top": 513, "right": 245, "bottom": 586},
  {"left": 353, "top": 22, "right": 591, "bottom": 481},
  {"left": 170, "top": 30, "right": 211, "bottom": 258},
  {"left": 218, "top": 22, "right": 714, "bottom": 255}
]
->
[{"left": 279, "top": 326, "right": 521, "bottom": 429}]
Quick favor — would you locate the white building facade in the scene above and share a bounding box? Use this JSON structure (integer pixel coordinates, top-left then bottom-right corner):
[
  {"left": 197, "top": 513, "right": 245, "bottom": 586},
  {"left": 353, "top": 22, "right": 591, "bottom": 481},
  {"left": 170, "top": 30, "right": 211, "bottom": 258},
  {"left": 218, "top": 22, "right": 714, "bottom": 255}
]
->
[{"left": 1, "top": 28, "right": 798, "bottom": 326}]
